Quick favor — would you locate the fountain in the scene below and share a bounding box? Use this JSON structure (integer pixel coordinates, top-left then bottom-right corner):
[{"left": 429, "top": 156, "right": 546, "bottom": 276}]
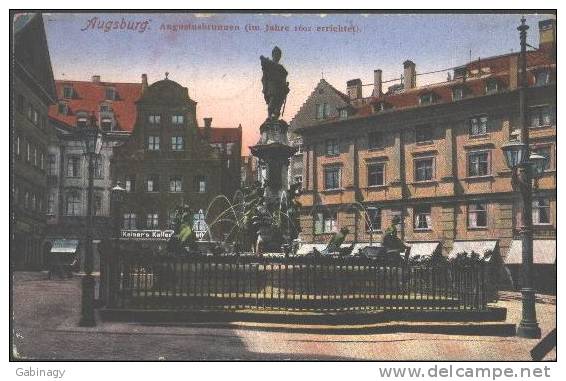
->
[{"left": 249, "top": 46, "right": 297, "bottom": 253}]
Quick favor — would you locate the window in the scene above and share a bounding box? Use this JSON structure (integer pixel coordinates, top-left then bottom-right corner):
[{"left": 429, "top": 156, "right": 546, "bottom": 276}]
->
[
  {"left": 17, "top": 94, "right": 24, "bottom": 113},
  {"left": 533, "top": 199, "right": 551, "bottom": 225},
  {"left": 468, "top": 203, "right": 487, "bottom": 228},
  {"left": 535, "top": 70, "right": 550, "bottom": 86},
  {"left": 63, "top": 86, "right": 73, "bottom": 99},
  {"left": 125, "top": 175, "right": 135, "bottom": 192},
  {"left": 195, "top": 175, "right": 206, "bottom": 193},
  {"left": 414, "top": 205, "right": 431, "bottom": 230},
  {"left": 368, "top": 132, "right": 383, "bottom": 150},
  {"left": 315, "top": 212, "right": 337, "bottom": 234},
  {"left": 26, "top": 143, "right": 30, "bottom": 162},
  {"left": 100, "top": 103, "right": 110, "bottom": 112},
  {"left": 324, "top": 166, "right": 341, "bottom": 190},
  {"left": 105, "top": 87, "right": 116, "bottom": 100},
  {"left": 66, "top": 156, "right": 81, "bottom": 177},
  {"left": 31, "top": 194, "right": 36, "bottom": 211},
  {"left": 339, "top": 109, "right": 348, "bottom": 119},
  {"left": 469, "top": 116, "right": 488, "bottom": 136},
  {"left": 24, "top": 192, "right": 29, "bottom": 209},
  {"left": 32, "top": 108, "right": 39, "bottom": 125},
  {"left": 365, "top": 208, "right": 381, "bottom": 232},
  {"left": 76, "top": 117, "right": 87, "bottom": 129},
  {"left": 33, "top": 147, "right": 37, "bottom": 167},
  {"left": 415, "top": 126, "right": 433, "bottom": 143},
  {"left": 146, "top": 213, "right": 159, "bottom": 228},
  {"left": 65, "top": 192, "right": 81, "bottom": 216},
  {"left": 374, "top": 102, "right": 388, "bottom": 113},
  {"left": 325, "top": 139, "right": 339, "bottom": 156},
  {"left": 168, "top": 211, "right": 177, "bottom": 228},
  {"left": 47, "top": 193, "right": 55, "bottom": 215},
  {"left": 27, "top": 104, "right": 32, "bottom": 120},
  {"left": 146, "top": 175, "right": 159, "bottom": 192},
  {"left": 414, "top": 158, "right": 434, "bottom": 182},
  {"left": 529, "top": 106, "right": 553, "bottom": 127},
  {"left": 47, "top": 154, "right": 56, "bottom": 175},
  {"left": 367, "top": 163, "right": 385, "bottom": 186},
  {"left": 147, "top": 136, "right": 160, "bottom": 151},
  {"left": 485, "top": 79, "right": 498, "bottom": 94},
  {"left": 169, "top": 176, "right": 182, "bottom": 192},
  {"left": 171, "top": 136, "right": 184, "bottom": 151},
  {"left": 100, "top": 118, "right": 112, "bottom": 131},
  {"left": 16, "top": 136, "right": 20, "bottom": 156},
  {"left": 452, "top": 87, "right": 465, "bottom": 101},
  {"left": 532, "top": 147, "right": 551, "bottom": 170},
  {"left": 148, "top": 115, "right": 161, "bottom": 125},
  {"left": 93, "top": 154, "right": 103, "bottom": 178},
  {"left": 94, "top": 193, "right": 103, "bottom": 215},
  {"left": 468, "top": 151, "right": 490, "bottom": 177},
  {"left": 58, "top": 102, "right": 68, "bottom": 115},
  {"left": 316, "top": 103, "right": 330, "bottom": 119},
  {"left": 419, "top": 93, "right": 434, "bottom": 105},
  {"left": 171, "top": 115, "right": 184, "bottom": 125},
  {"left": 40, "top": 152, "right": 44, "bottom": 170},
  {"left": 123, "top": 213, "right": 137, "bottom": 229}
]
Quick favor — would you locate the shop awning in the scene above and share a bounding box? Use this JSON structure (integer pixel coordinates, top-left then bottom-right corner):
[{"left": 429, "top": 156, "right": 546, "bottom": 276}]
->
[
  {"left": 448, "top": 240, "right": 498, "bottom": 261},
  {"left": 505, "top": 239, "right": 556, "bottom": 265},
  {"left": 50, "top": 239, "right": 79, "bottom": 254},
  {"left": 407, "top": 241, "right": 440, "bottom": 259}
]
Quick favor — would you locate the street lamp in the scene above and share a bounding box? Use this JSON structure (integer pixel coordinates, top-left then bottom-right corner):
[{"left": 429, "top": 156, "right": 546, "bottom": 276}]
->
[
  {"left": 499, "top": 17, "right": 544, "bottom": 339},
  {"left": 78, "top": 112, "right": 103, "bottom": 327},
  {"left": 111, "top": 182, "right": 126, "bottom": 238}
]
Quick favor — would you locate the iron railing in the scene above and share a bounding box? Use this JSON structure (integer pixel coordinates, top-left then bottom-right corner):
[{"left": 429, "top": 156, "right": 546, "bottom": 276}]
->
[{"left": 101, "top": 250, "right": 491, "bottom": 312}]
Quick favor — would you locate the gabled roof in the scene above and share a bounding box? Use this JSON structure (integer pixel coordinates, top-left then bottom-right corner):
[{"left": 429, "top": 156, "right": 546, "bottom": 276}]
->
[
  {"left": 48, "top": 80, "right": 143, "bottom": 132},
  {"left": 14, "top": 13, "right": 56, "bottom": 103}
]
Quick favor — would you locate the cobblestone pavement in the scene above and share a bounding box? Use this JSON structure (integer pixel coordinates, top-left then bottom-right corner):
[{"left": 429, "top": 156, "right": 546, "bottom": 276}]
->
[{"left": 11, "top": 272, "right": 556, "bottom": 361}]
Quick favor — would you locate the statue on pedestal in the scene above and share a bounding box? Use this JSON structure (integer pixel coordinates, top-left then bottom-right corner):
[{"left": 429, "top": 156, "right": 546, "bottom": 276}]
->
[{"left": 260, "top": 46, "right": 290, "bottom": 120}]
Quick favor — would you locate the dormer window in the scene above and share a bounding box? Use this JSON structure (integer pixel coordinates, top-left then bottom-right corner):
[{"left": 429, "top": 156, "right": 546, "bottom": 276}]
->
[
  {"left": 58, "top": 102, "right": 69, "bottom": 115},
  {"left": 534, "top": 70, "right": 551, "bottom": 87},
  {"left": 63, "top": 86, "right": 73, "bottom": 99},
  {"left": 100, "top": 103, "right": 111, "bottom": 113},
  {"left": 316, "top": 103, "right": 330, "bottom": 120},
  {"left": 485, "top": 79, "right": 499, "bottom": 94},
  {"left": 105, "top": 87, "right": 116, "bottom": 101},
  {"left": 452, "top": 87, "right": 465, "bottom": 101},
  {"left": 419, "top": 93, "right": 435, "bottom": 105},
  {"left": 101, "top": 118, "right": 113, "bottom": 132},
  {"left": 76, "top": 112, "right": 88, "bottom": 129}
]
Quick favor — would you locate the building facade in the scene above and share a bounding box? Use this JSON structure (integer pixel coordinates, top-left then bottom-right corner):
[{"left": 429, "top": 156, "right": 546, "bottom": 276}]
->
[
  {"left": 12, "top": 14, "right": 56, "bottom": 269},
  {"left": 294, "top": 19, "right": 556, "bottom": 265},
  {"left": 111, "top": 75, "right": 242, "bottom": 241},
  {"left": 288, "top": 79, "right": 351, "bottom": 189},
  {"left": 45, "top": 76, "right": 143, "bottom": 270}
]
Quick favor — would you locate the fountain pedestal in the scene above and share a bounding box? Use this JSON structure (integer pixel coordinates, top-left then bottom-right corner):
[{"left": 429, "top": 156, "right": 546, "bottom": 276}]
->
[{"left": 250, "top": 119, "right": 296, "bottom": 253}]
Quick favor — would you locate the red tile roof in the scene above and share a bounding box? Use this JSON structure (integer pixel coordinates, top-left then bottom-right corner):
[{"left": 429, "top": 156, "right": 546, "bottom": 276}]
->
[
  {"left": 299, "top": 50, "right": 555, "bottom": 129},
  {"left": 48, "top": 80, "right": 142, "bottom": 132}
]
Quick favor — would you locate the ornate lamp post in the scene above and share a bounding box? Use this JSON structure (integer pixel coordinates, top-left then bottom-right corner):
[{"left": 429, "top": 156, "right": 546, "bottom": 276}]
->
[
  {"left": 78, "top": 113, "right": 103, "bottom": 327},
  {"left": 499, "top": 17, "right": 548, "bottom": 339}
]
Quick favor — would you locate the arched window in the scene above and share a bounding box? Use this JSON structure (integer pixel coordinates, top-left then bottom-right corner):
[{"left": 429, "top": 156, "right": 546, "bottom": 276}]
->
[{"left": 65, "top": 191, "right": 81, "bottom": 216}]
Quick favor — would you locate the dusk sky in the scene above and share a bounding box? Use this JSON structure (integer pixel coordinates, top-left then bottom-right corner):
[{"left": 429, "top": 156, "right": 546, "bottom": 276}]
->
[{"left": 43, "top": 12, "right": 551, "bottom": 153}]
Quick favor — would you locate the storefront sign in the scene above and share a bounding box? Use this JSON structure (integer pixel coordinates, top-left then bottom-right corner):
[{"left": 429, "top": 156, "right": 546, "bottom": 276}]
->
[{"left": 120, "top": 230, "right": 174, "bottom": 240}]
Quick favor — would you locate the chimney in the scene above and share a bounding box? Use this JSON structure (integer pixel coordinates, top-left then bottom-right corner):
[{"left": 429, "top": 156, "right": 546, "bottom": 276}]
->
[
  {"left": 92, "top": 75, "right": 101, "bottom": 83},
  {"left": 141, "top": 74, "right": 148, "bottom": 94},
  {"left": 346, "top": 78, "right": 362, "bottom": 100},
  {"left": 203, "top": 117, "right": 212, "bottom": 140},
  {"left": 403, "top": 60, "right": 416, "bottom": 90},
  {"left": 372, "top": 69, "right": 383, "bottom": 97},
  {"left": 538, "top": 18, "right": 556, "bottom": 53}
]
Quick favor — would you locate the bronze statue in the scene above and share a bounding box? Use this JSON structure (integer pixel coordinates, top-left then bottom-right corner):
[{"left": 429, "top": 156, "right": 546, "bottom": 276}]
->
[{"left": 260, "top": 46, "right": 290, "bottom": 120}]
